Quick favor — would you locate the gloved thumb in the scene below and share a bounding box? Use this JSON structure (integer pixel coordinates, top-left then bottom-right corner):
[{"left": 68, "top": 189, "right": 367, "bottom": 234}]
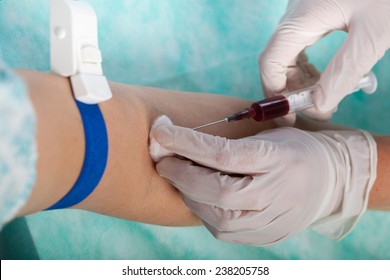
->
[{"left": 313, "top": 25, "right": 384, "bottom": 112}]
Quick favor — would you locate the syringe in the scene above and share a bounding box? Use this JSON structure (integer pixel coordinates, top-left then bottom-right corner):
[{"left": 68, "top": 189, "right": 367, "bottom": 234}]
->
[{"left": 193, "top": 72, "right": 377, "bottom": 130}]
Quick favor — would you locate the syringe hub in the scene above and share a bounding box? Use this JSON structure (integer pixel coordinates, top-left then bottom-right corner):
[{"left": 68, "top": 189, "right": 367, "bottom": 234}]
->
[{"left": 226, "top": 108, "right": 253, "bottom": 122}]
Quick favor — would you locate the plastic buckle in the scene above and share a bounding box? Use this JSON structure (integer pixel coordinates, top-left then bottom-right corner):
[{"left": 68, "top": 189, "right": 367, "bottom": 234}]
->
[{"left": 50, "top": 0, "right": 112, "bottom": 104}]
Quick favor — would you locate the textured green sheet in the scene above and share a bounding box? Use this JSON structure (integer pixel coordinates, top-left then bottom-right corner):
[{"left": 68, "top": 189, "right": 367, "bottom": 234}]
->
[{"left": 1, "top": 0, "right": 389, "bottom": 259}]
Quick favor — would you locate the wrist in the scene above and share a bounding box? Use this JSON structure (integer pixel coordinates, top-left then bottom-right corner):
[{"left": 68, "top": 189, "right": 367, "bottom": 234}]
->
[{"left": 311, "top": 129, "right": 377, "bottom": 239}]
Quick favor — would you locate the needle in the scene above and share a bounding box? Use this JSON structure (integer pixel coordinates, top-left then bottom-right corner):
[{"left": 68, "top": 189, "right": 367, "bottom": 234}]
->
[{"left": 192, "top": 118, "right": 228, "bottom": 130}]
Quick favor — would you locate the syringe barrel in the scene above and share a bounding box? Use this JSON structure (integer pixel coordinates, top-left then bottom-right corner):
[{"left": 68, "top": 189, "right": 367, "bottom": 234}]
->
[
  {"left": 285, "top": 71, "right": 377, "bottom": 114},
  {"left": 285, "top": 87, "right": 314, "bottom": 114}
]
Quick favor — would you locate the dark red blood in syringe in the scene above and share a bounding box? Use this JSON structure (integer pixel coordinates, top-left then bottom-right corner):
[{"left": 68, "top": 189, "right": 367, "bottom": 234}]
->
[
  {"left": 251, "top": 95, "right": 290, "bottom": 121},
  {"left": 226, "top": 95, "right": 290, "bottom": 122}
]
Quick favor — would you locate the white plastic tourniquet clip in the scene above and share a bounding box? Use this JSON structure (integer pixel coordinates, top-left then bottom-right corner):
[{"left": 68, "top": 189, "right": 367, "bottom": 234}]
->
[{"left": 50, "top": 0, "right": 112, "bottom": 104}]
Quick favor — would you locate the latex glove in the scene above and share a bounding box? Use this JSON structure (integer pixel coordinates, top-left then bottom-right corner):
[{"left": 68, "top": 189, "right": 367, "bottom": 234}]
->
[
  {"left": 150, "top": 116, "right": 377, "bottom": 246},
  {"left": 259, "top": 0, "right": 390, "bottom": 124}
]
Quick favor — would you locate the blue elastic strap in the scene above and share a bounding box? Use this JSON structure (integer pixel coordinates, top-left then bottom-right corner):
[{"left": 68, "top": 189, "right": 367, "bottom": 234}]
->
[{"left": 46, "top": 101, "right": 108, "bottom": 210}]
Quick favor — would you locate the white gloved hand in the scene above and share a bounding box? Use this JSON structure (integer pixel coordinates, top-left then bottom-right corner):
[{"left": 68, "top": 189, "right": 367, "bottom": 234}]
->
[
  {"left": 150, "top": 116, "right": 377, "bottom": 246},
  {"left": 259, "top": 0, "right": 390, "bottom": 124}
]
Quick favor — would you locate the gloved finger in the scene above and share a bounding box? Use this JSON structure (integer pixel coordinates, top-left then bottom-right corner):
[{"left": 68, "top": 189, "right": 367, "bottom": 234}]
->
[
  {"left": 313, "top": 22, "right": 387, "bottom": 112},
  {"left": 259, "top": 2, "right": 345, "bottom": 98},
  {"left": 157, "top": 156, "right": 276, "bottom": 210},
  {"left": 274, "top": 53, "right": 322, "bottom": 126},
  {"left": 284, "top": 57, "right": 334, "bottom": 121},
  {"left": 287, "top": 52, "right": 320, "bottom": 90},
  {"left": 182, "top": 195, "right": 292, "bottom": 238},
  {"left": 152, "top": 124, "right": 283, "bottom": 174},
  {"left": 301, "top": 107, "right": 334, "bottom": 122},
  {"left": 259, "top": 39, "right": 313, "bottom": 99},
  {"left": 297, "top": 63, "right": 335, "bottom": 121},
  {"left": 204, "top": 208, "right": 296, "bottom": 246},
  {"left": 183, "top": 195, "right": 297, "bottom": 246}
]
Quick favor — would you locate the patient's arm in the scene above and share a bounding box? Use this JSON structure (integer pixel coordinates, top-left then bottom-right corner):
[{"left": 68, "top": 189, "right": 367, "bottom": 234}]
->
[
  {"left": 15, "top": 70, "right": 276, "bottom": 226},
  {"left": 15, "top": 69, "right": 390, "bottom": 228}
]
